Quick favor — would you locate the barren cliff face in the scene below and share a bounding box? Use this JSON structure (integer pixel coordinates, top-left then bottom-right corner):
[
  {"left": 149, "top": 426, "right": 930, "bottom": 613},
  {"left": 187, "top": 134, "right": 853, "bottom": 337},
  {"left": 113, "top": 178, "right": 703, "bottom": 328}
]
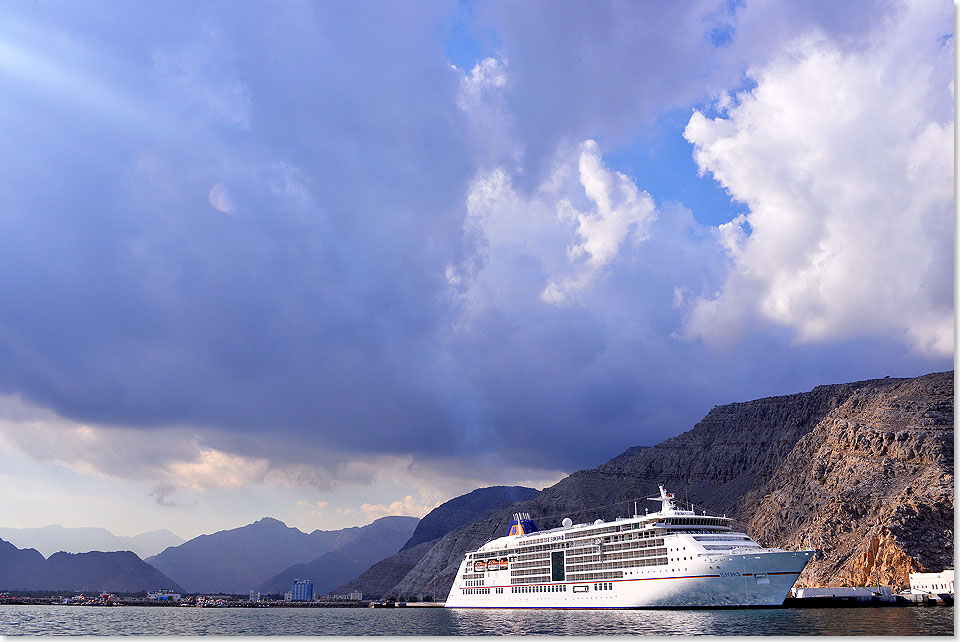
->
[{"left": 748, "top": 372, "right": 953, "bottom": 590}]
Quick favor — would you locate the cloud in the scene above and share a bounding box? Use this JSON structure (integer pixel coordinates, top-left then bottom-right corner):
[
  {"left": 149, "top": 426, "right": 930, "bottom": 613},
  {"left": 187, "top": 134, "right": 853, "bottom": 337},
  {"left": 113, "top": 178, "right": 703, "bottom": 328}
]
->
[
  {"left": 541, "top": 140, "right": 657, "bottom": 304},
  {"left": 472, "top": 0, "right": 898, "bottom": 188},
  {"left": 0, "top": 394, "right": 270, "bottom": 491},
  {"left": 361, "top": 495, "right": 440, "bottom": 521},
  {"left": 296, "top": 500, "right": 328, "bottom": 509},
  {"left": 0, "top": 0, "right": 950, "bottom": 514},
  {"left": 295, "top": 499, "right": 328, "bottom": 517},
  {"left": 442, "top": 139, "right": 744, "bottom": 465},
  {"left": 0, "top": 392, "right": 567, "bottom": 515},
  {"left": 476, "top": 1, "right": 742, "bottom": 180},
  {"left": 0, "top": 1, "right": 473, "bottom": 460},
  {"left": 682, "top": 1, "right": 953, "bottom": 356},
  {"left": 454, "top": 138, "right": 658, "bottom": 315},
  {"left": 152, "top": 23, "right": 251, "bottom": 130},
  {"left": 457, "top": 57, "right": 520, "bottom": 170},
  {"left": 169, "top": 449, "right": 270, "bottom": 491},
  {"left": 150, "top": 483, "right": 179, "bottom": 507}
]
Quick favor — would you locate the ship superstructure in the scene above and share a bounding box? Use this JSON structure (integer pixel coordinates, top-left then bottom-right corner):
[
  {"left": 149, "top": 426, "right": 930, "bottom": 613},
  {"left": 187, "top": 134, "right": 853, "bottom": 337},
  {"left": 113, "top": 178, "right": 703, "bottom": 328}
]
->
[{"left": 444, "top": 485, "right": 811, "bottom": 609}]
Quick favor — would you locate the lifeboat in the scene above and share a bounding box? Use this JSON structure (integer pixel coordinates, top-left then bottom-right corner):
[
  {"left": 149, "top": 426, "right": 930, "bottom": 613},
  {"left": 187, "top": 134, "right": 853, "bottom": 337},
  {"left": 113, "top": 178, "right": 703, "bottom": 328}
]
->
[
  {"left": 499, "top": 558, "right": 509, "bottom": 569},
  {"left": 487, "top": 559, "right": 500, "bottom": 571},
  {"left": 474, "top": 560, "right": 486, "bottom": 572}
]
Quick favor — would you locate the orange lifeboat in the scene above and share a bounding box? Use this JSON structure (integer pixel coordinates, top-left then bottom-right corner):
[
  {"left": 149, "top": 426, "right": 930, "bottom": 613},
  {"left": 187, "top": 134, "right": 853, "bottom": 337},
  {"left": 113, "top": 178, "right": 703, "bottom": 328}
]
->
[
  {"left": 499, "top": 558, "right": 509, "bottom": 569},
  {"left": 487, "top": 559, "right": 500, "bottom": 571},
  {"left": 474, "top": 560, "right": 486, "bottom": 572}
]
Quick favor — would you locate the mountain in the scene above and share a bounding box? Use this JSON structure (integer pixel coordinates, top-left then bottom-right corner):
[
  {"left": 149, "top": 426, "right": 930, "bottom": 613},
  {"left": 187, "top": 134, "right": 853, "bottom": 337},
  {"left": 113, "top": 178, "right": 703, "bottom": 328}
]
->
[
  {"left": 747, "top": 371, "right": 953, "bottom": 588},
  {"left": 331, "top": 485, "right": 539, "bottom": 598},
  {"left": 146, "top": 516, "right": 414, "bottom": 594},
  {"left": 374, "top": 371, "right": 951, "bottom": 600},
  {"left": 331, "top": 541, "right": 437, "bottom": 600},
  {"left": 400, "top": 486, "right": 539, "bottom": 551},
  {"left": 0, "top": 538, "right": 183, "bottom": 593},
  {"left": 120, "top": 530, "right": 186, "bottom": 559},
  {"left": 0, "top": 525, "right": 184, "bottom": 559},
  {"left": 256, "top": 516, "right": 418, "bottom": 595}
]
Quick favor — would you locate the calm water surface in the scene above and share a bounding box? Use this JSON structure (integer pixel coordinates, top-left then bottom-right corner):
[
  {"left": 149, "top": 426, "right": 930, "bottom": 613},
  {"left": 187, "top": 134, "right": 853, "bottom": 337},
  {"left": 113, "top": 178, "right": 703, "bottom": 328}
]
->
[{"left": 0, "top": 605, "right": 953, "bottom": 636}]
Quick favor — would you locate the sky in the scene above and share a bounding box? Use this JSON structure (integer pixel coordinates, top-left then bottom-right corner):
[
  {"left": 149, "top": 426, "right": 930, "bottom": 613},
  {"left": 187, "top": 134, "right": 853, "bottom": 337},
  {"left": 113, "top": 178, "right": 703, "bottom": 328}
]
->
[{"left": 0, "top": 0, "right": 953, "bottom": 541}]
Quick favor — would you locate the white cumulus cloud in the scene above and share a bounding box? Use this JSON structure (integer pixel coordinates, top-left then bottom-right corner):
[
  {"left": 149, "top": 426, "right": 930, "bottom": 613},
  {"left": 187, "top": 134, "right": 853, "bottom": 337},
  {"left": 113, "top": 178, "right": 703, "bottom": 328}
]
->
[
  {"left": 452, "top": 139, "right": 657, "bottom": 314},
  {"left": 542, "top": 140, "right": 657, "bottom": 305},
  {"left": 682, "top": 1, "right": 953, "bottom": 356}
]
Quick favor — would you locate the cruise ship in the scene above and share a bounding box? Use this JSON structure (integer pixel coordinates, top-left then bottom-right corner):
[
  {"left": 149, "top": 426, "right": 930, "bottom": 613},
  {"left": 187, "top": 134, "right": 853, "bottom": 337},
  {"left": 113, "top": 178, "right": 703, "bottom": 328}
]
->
[{"left": 444, "top": 486, "right": 811, "bottom": 609}]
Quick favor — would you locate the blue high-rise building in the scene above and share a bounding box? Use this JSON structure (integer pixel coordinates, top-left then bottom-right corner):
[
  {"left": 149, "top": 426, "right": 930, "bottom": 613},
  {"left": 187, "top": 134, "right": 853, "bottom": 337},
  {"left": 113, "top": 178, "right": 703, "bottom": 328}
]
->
[{"left": 291, "top": 578, "right": 314, "bottom": 602}]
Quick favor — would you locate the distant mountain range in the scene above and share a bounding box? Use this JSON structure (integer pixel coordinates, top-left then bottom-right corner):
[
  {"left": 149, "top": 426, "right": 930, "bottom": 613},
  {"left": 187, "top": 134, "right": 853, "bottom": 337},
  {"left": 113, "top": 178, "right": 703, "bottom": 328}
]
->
[
  {"left": 0, "top": 525, "right": 184, "bottom": 559},
  {"left": 0, "top": 538, "right": 183, "bottom": 593},
  {"left": 256, "top": 516, "right": 418, "bottom": 596},
  {"left": 147, "top": 515, "right": 419, "bottom": 594}
]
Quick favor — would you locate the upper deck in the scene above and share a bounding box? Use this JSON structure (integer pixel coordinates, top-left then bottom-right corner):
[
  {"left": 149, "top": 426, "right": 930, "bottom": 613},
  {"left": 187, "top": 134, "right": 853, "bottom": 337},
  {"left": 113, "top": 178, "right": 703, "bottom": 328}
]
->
[{"left": 473, "top": 485, "right": 733, "bottom": 557}]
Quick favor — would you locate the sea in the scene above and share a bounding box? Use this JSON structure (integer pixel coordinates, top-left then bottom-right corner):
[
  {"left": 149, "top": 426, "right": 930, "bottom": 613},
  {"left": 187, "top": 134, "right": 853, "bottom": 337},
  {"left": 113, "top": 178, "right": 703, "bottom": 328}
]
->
[{"left": 0, "top": 605, "right": 953, "bottom": 636}]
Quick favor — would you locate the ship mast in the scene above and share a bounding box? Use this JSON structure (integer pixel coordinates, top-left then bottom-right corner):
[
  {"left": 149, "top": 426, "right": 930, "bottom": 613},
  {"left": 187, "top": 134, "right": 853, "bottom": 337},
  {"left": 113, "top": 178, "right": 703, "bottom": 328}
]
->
[{"left": 647, "top": 484, "right": 676, "bottom": 513}]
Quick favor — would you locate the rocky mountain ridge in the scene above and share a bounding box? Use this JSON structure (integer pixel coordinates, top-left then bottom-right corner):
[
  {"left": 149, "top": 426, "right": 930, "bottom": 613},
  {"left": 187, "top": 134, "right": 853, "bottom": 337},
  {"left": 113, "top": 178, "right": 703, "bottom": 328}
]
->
[
  {"left": 748, "top": 371, "right": 953, "bottom": 589},
  {"left": 374, "top": 371, "right": 951, "bottom": 599}
]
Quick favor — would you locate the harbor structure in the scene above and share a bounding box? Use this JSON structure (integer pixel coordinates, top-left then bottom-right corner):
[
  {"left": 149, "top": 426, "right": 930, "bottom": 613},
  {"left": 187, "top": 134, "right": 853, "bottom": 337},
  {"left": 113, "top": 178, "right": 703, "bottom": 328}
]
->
[{"left": 792, "top": 586, "right": 892, "bottom": 599}]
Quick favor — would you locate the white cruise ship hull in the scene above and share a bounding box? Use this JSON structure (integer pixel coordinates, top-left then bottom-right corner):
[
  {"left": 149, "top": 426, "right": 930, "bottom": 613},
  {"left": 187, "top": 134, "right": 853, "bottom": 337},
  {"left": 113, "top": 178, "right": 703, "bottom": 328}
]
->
[{"left": 445, "top": 551, "right": 810, "bottom": 609}]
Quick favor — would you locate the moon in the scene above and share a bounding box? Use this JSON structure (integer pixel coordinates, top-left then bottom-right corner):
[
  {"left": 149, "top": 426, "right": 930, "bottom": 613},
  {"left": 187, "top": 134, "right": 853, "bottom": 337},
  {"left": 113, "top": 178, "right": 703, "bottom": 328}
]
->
[{"left": 208, "top": 183, "right": 235, "bottom": 213}]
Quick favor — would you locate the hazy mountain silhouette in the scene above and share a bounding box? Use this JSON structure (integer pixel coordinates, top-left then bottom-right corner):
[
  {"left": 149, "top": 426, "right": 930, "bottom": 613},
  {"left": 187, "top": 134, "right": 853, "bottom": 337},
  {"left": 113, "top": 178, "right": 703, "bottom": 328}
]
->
[
  {"left": 256, "top": 516, "right": 418, "bottom": 595},
  {"left": 146, "top": 516, "right": 418, "bottom": 594},
  {"left": 0, "top": 538, "right": 183, "bottom": 593},
  {"left": 0, "top": 525, "right": 184, "bottom": 559}
]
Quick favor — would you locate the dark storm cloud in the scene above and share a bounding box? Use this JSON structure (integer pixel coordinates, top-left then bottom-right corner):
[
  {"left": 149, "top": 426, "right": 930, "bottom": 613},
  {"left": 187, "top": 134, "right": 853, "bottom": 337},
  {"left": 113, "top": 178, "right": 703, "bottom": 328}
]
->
[
  {"left": 0, "top": 0, "right": 950, "bottom": 479},
  {"left": 0, "top": 1, "right": 471, "bottom": 447}
]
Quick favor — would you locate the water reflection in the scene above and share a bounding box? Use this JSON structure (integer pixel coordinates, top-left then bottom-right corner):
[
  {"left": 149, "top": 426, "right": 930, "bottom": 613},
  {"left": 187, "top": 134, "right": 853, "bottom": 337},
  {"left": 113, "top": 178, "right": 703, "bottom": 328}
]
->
[
  {"left": 0, "top": 605, "right": 953, "bottom": 636},
  {"left": 445, "top": 606, "right": 956, "bottom": 636}
]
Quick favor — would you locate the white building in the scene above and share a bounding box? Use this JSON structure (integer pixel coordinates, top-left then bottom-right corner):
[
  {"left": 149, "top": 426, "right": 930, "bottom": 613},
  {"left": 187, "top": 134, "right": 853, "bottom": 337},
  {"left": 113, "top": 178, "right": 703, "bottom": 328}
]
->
[
  {"left": 147, "top": 590, "right": 182, "bottom": 601},
  {"left": 909, "top": 570, "right": 955, "bottom": 595}
]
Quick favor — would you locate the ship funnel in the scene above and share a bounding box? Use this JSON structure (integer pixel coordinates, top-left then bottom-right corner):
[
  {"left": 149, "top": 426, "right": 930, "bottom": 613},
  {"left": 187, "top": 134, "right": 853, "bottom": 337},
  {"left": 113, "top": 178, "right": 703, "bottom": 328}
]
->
[{"left": 506, "top": 512, "right": 539, "bottom": 537}]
